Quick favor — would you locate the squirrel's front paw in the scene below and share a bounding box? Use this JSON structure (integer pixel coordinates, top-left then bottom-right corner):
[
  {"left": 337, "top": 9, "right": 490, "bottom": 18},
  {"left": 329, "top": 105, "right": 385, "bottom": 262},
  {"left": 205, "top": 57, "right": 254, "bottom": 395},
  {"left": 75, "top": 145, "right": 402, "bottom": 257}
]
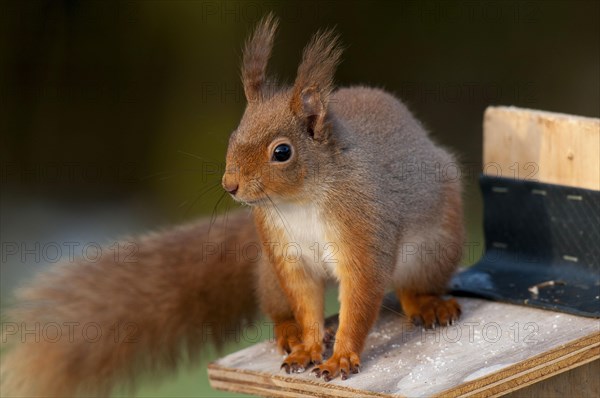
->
[
  {"left": 312, "top": 351, "right": 360, "bottom": 381},
  {"left": 281, "top": 343, "right": 323, "bottom": 374}
]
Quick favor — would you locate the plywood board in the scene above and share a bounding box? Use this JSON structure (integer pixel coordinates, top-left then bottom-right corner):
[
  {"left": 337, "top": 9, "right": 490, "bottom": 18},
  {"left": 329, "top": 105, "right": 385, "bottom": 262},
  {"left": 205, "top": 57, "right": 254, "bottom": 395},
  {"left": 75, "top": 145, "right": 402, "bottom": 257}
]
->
[{"left": 208, "top": 298, "right": 599, "bottom": 397}]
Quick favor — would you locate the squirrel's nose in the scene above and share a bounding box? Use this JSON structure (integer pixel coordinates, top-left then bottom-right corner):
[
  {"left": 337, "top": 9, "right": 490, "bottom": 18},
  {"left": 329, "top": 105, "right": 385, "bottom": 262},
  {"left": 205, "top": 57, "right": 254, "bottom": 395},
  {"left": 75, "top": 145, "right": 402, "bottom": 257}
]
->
[
  {"left": 222, "top": 171, "right": 239, "bottom": 196},
  {"left": 223, "top": 182, "right": 239, "bottom": 196},
  {"left": 227, "top": 184, "right": 239, "bottom": 196}
]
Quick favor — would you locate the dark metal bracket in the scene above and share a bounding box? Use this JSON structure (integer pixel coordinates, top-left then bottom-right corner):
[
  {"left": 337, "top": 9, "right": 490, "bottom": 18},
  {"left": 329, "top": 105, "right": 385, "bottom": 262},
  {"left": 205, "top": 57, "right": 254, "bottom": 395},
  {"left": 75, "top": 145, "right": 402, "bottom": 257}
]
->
[{"left": 451, "top": 175, "right": 600, "bottom": 317}]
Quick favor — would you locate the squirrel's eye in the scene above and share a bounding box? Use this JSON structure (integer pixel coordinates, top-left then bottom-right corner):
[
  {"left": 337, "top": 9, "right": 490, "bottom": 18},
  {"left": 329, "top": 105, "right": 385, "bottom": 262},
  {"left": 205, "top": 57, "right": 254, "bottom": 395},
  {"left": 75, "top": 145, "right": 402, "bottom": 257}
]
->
[{"left": 272, "top": 144, "right": 292, "bottom": 162}]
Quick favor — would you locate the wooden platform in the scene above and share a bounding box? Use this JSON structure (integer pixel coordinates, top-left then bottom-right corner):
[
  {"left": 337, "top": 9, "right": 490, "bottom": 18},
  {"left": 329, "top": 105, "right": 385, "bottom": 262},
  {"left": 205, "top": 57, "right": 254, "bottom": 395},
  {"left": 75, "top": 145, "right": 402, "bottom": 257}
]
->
[{"left": 208, "top": 297, "right": 599, "bottom": 397}]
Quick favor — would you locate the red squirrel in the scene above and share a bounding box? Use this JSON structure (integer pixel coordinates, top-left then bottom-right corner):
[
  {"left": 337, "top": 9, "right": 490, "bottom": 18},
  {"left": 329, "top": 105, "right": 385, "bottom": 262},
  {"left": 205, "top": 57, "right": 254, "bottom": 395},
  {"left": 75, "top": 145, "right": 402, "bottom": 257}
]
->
[{"left": 2, "top": 14, "right": 463, "bottom": 396}]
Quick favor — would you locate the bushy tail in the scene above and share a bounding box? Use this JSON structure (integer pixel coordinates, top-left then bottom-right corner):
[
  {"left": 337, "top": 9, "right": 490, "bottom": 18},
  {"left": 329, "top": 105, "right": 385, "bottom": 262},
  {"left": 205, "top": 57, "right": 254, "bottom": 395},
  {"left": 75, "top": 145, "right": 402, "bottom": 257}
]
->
[{"left": 1, "top": 210, "right": 260, "bottom": 397}]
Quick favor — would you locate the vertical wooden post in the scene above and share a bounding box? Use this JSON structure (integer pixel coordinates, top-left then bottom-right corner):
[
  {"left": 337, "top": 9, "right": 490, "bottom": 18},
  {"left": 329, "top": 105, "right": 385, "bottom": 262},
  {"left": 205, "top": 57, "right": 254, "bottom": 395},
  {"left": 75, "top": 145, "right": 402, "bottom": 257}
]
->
[{"left": 483, "top": 106, "right": 599, "bottom": 190}]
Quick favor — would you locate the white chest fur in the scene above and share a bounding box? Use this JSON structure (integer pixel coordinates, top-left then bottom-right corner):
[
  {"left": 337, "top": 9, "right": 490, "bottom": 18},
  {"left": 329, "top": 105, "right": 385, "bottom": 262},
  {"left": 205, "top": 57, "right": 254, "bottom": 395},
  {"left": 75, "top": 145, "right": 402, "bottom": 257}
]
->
[{"left": 266, "top": 203, "right": 338, "bottom": 279}]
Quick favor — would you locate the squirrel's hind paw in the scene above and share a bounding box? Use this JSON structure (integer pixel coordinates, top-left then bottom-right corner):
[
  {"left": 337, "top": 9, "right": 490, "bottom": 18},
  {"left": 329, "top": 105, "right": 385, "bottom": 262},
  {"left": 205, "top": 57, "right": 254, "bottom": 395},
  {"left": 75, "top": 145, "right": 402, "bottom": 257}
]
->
[{"left": 399, "top": 291, "right": 461, "bottom": 329}]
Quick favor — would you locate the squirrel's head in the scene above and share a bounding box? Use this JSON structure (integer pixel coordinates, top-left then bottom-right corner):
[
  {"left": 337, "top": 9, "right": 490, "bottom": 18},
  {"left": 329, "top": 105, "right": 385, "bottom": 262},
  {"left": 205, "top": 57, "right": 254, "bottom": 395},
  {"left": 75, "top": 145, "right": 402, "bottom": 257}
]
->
[{"left": 222, "top": 14, "right": 342, "bottom": 206}]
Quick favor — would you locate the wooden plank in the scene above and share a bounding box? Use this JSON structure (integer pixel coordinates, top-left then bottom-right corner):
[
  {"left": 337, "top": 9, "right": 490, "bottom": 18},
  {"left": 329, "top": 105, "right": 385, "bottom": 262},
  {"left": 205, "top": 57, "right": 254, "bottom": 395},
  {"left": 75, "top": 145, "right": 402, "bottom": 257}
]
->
[
  {"left": 483, "top": 106, "right": 600, "bottom": 190},
  {"left": 208, "top": 298, "right": 600, "bottom": 397},
  {"left": 504, "top": 360, "right": 599, "bottom": 398}
]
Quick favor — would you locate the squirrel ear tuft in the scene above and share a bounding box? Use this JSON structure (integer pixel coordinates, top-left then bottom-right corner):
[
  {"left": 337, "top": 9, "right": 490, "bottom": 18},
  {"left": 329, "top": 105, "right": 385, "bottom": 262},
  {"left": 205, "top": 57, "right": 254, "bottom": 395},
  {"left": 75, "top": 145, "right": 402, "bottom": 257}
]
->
[
  {"left": 291, "top": 29, "right": 343, "bottom": 141},
  {"left": 241, "top": 13, "right": 279, "bottom": 103}
]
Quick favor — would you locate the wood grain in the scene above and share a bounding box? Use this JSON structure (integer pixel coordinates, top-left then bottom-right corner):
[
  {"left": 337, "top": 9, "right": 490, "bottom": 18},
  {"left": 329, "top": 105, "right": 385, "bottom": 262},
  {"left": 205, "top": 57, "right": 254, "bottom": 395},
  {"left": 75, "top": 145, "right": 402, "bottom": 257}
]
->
[
  {"left": 504, "top": 360, "right": 599, "bottom": 398},
  {"left": 208, "top": 298, "right": 599, "bottom": 397},
  {"left": 483, "top": 106, "right": 600, "bottom": 190}
]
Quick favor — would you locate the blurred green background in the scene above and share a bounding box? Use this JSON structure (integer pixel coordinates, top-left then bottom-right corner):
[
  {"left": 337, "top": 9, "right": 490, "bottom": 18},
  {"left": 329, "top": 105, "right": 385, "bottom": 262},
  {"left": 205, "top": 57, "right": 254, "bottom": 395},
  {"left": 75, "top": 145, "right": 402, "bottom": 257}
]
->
[{"left": 1, "top": 1, "right": 598, "bottom": 397}]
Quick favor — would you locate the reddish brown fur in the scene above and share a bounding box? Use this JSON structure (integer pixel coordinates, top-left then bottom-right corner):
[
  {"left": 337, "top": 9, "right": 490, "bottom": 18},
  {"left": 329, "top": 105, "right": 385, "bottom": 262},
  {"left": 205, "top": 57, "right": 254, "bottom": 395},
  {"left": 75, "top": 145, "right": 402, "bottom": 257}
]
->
[
  {"left": 290, "top": 29, "right": 342, "bottom": 134},
  {"left": 309, "top": 199, "right": 392, "bottom": 380},
  {"left": 241, "top": 13, "right": 278, "bottom": 102},
  {"left": 396, "top": 182, "right": 464, "bottom": 327},
  {"left": 254, "top": 208, "right": 326, "bottom": 371},
  {"left": 1, "top": 211, "right": 259, "bottom": 397},
  {"left": 393, "top": 179, "right": 464, "bottom": 324}
]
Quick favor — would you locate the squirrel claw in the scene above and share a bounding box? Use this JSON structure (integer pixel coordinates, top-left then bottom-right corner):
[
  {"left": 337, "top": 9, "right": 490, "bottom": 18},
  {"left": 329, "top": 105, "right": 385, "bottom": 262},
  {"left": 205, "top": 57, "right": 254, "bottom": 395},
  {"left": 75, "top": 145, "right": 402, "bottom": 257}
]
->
[
  {"left": 403, "top": 295, "right": 461, "bottom": 330},
  {"left": 281, "top": 361, "right": 308, "bottom": 374},
  {"left": 341, "top": 369, "right": 348, "bottom": 380},
  {"left": 311, "top": 367, "right": 334, "bottom": 381},
  {"left": 281, "top": 343, "right": 322, "bottom": 374},
  {"left": 312, "top": 351, "right": 360, "bottom": 381}
]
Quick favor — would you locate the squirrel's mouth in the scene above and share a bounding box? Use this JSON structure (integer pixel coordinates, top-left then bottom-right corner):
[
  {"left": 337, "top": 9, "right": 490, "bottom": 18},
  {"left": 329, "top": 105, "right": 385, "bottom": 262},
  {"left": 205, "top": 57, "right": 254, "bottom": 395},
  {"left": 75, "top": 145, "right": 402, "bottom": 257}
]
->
[{"left": 232, "top": 195, "right": 268, "bottom": 207}]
